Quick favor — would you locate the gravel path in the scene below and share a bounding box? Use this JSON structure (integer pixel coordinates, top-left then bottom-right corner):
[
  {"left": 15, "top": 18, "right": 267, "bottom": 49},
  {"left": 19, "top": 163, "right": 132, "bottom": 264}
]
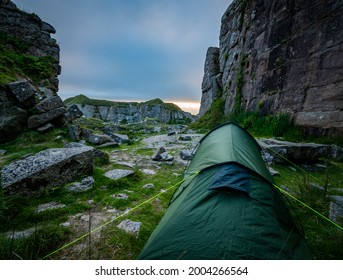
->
[{"left": 141, "top": 133, "right": 204, "bottom": 149}]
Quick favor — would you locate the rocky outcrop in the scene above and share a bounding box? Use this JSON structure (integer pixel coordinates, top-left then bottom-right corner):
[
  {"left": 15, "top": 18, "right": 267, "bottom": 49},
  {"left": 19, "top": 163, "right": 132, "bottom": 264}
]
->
[
  {"left": 6, "top": 81, "right": 37, "bottom": 109},
  {"left": 152, "top": 147, "right": 174, "bottom": 162},
  {"left": 65, "top": 95, "right": 195, "bottom": 124},
  {"left": 199, "top": 0, "right": 343, "bottom": 136},
  {"left": 0, "top": 80, "right": 71, "bottom": 143},
  {"left": 0, "top": 0, "right": 60, "bottom": 92},
  {"left": 0, "top": 1, "right": 72, "bottom": 143},
  {"left": 67, "top": 125, "right": 129, "bottom": 146},
  {"left": 0, "top": 91, "right": 28, "bottom": 143},
  {"left": 1, "top": 146, "right": 94, "bottom": 195},
  {"left": 82, "top": 129, "right": 114, "bottom": 145},
  {"left": 259, "top": 138, "right": 343, "bottom": 163},
  {"left": 199, "top": 47, "right": 222, "bottom": 117},
  {"left": 67, "top": 104, "right": 83, "bottom": 120}
]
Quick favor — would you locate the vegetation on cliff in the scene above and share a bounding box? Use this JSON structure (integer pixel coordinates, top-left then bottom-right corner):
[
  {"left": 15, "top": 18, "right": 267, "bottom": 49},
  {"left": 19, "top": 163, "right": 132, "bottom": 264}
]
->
[
  {"left": 200, "top": 0, "right": 343, "bottom": 137},
  {"left": 143, "top": 98, "right": 182, "bottom": 111},
  {"left": 64, "top": 94, "right": 138, "bottom": 107},
  {"left": 0, "top": 31, "right": 56, "bottom": 87},
  {"left": 191, "top": 97, "right": 342, "bottom": 145},
  {"left": 64, "top": 95, "right": 182, "bottom": 112}
]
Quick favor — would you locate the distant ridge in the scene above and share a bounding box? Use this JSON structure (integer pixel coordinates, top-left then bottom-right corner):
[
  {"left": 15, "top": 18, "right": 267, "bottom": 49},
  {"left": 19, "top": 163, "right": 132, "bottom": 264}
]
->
[
  {"left": 64, "top": 95, "right": 182, "bottom": 112},
  {"left": 64, "top": 94, "right": 194, "bottom": 124}
]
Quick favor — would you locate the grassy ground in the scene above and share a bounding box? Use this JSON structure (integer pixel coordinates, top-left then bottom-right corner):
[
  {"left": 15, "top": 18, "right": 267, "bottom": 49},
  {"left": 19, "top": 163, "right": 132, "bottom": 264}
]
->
[
  {"left": 190, "top": 100, "right": 343, "bottom": 145},
  {"left": 0, "top": 123, "right": 342, "bottom": 260},
  {"left": 0, "top": 126, "right": 188, "bottom": 259},
  {"left": 271, "top": 161, "right": 343, "bottom": 259}
]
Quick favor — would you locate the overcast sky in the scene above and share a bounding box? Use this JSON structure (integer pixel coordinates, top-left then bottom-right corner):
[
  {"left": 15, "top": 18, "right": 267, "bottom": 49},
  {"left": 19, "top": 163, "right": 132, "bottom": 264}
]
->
[{"left": 12, "top": 0, "right": 232, "bottom": 113}]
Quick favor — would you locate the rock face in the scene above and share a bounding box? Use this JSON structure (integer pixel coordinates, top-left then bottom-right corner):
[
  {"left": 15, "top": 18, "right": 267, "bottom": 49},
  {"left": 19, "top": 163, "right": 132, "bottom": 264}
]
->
[
  {"left": 0, "top": 1, "right": 73, "bottom": 143},
  {"left": 1, "top": 146, "right": 94, "bottom": 194},
  {"left": 6, "top": 81, "right": 37, "bottom": 109},
  {"left": 27, "top": 107, "right": 66, "bottom": 129},
  {"left": 0, "top": 0, "right": 60, "bottom": 92},
  {"left": 67, "top": 104, "right": 83, "bottom": 120},
  {"left": 73, "top": 103, "right": 193, "bottom": 124},
  {"left": 0, "top": 80, "right": 70, "bottom": 143},
  {"left": 199, "top": 47, "right": 222, "bottom": 117},
  {"left": 65, "top": 96, "right": 195, "bottom": 124},
  {"left": 259, "top": 138, "right": 343, "bottom": 163},
  {"left": 199, "top": 0, "right": 343, "bottom": 136},
  {"left": 0, "top": 91, "right": 28, "bottom": 143}
]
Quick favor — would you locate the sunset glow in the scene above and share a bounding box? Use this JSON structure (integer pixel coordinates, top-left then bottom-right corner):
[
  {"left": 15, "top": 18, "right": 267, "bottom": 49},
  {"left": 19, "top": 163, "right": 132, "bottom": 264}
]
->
[{"left": 171, "top": 101, "right": 200, "bottom": 115}]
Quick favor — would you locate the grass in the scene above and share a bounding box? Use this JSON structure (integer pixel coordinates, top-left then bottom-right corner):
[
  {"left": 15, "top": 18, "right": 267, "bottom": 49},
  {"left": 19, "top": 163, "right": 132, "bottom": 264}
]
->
[
  {"left": 64, "top": 94, "right": 137, "bottom": 107},
  {"left": 0, "top": 121, "right": 342, "bottom": 259},
  {"left": 191, "top": 103, "right": 294, "bottom": 138},
  {"left": 192, "top": 104, "right": 343, "bottom": 145},
  {"left": 0, "top": 126, "right": 186, "bottom": 259},
  {"left": 72, "top": 117, "right": 109, "bottom": 133},
  {"left": 0, "top": 224, "right": 71, "bottom": 260},
  {"left": 143, "top": 98, "right": 182, "bottom": 112},
  {"left": 190, "top": 97, "right": 226, "bottom": 132},
  {"left": 0, "top": 31, "right": 56, "bottom": 86},
  {"left": 227, "top": 111, "right": 293, "bottom": 137},
  {"left": 0, "top": 127, "right": 68, "bottom": 166},
  {"left": 272, "top": 161, "right": 343, "bottom": 259}
]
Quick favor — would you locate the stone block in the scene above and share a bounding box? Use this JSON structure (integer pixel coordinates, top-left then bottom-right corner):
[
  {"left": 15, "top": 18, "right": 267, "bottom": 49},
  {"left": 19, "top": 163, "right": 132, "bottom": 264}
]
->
[{"left": 1, "top": 146, "right": 94, "bottom": 194}]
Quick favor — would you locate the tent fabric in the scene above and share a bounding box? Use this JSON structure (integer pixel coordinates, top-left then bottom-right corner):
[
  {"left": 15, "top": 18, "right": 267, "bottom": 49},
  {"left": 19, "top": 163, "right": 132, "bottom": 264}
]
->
[
  {"left": 209, "top": 164, "right": 252, "bottom": 195},
  {"left": 184, "top": 122, "right": 273, "bottom": 184},
  {"left": 138, "top": 122, "right": 312, "bottom": 260}
]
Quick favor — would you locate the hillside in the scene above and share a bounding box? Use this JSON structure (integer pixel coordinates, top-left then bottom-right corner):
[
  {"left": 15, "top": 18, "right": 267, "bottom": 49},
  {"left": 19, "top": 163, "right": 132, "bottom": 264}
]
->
[{"left": 64, "top": 94, "right": 194, "bottom": 124}]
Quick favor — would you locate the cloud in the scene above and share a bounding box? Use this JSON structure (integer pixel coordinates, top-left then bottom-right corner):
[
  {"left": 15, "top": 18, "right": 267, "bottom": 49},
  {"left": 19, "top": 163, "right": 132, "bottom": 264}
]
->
[
  {"left": 12, "top": 0, "right": 233, "bottom": 104},
  {"left": 136, "top": 5, "right": 202, "bottom": 50}
]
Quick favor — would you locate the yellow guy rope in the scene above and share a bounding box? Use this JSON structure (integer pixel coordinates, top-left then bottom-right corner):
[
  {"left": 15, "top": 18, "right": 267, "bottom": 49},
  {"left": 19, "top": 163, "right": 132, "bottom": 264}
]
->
[
  {"left": 266, "top": 146, "right": 327, "bottom": 185},
  {"left": 42, "top": 170, "right": 201, "bottom": 259},
  {"left": 274, "top": 183, "right": 343, "bottom": 231},
  {"left": 266, "top": 146, "right": 342, "bottom": 231}
]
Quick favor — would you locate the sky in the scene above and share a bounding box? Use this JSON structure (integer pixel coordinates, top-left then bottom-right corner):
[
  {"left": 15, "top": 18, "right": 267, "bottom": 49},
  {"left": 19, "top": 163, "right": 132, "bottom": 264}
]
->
[{"left": 12, "top": 0, "right": 232, "bottom": 114}]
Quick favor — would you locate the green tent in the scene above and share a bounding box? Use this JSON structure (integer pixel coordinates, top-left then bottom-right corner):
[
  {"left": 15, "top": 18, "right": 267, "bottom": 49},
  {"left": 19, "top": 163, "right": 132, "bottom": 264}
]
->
[{"left": 138, "top": 122, "right": 312, "bottom": 259}]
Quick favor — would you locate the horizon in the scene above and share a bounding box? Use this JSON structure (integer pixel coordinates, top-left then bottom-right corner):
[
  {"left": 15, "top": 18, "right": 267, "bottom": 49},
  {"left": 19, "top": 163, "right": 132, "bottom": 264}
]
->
[{"left": 64, "top": 93, "right": 200, "bottom": 115}]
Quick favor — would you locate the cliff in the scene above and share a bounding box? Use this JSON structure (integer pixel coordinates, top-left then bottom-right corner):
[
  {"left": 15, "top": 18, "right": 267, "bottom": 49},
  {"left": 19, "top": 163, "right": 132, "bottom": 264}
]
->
[
  {"left": 0, "top": 0, "right": 68, "bottom": 143},
  {"left": 199, "top": 0, "right": 343, "bottom": 136},
  {"left": 64, "top": 95, "right": 195, "bottom": 124},
  {"left": 0, "top": 0, "right": 60, "bottom": 92}
]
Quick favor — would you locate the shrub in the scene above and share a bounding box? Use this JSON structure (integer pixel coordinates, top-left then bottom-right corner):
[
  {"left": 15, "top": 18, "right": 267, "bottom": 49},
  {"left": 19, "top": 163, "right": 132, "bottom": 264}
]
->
[
  {"left": 225, "top": 111, "right": 293, "bottom": 138},
  {"left": 190, "top": 97, "right": 226, "bottom": 130}
]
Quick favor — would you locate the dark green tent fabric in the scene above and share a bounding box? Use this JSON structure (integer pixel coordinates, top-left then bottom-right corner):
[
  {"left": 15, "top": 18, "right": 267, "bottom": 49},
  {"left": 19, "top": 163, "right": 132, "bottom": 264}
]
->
[{"left": 138, "top": 122, "right": 312, "bottom": 259}]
